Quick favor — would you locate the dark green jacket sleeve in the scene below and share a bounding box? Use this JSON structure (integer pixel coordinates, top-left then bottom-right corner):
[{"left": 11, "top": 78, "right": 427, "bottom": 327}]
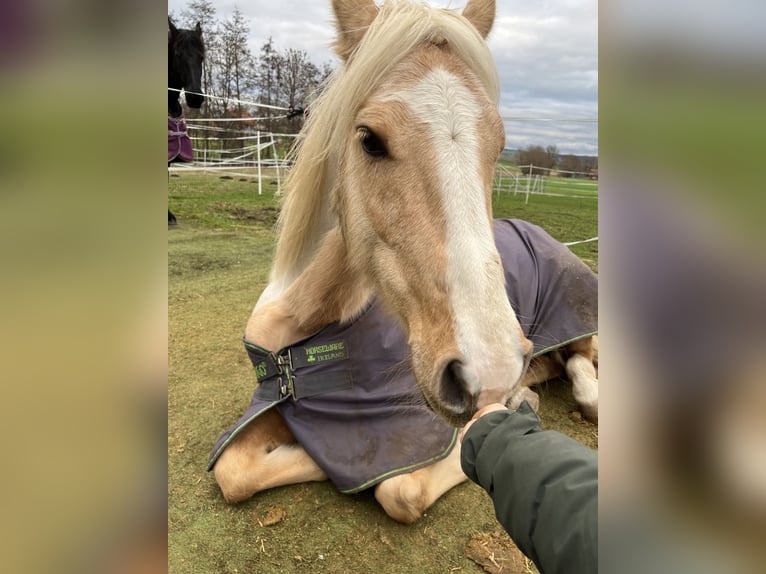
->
[{"left": 460, "top": 401, "right": 597, "bottom": 574}]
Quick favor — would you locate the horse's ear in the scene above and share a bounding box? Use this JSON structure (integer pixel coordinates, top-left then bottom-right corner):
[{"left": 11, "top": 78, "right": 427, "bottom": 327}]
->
[
  {"left": 168, "top": 17, "right": 178, "bottom": 37},
  {"left": 332, "top": 0, "right": 378, "bottom": 61},
  {"left": 462, "top": 0, "right": 495, "bottom": 39},
  {"left": 194, "top": 22, "right": 202, "bottom": 36}
]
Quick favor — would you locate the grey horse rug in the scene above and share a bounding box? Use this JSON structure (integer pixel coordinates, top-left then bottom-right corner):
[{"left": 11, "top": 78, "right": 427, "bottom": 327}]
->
[{"left": 207, "top": 219, "right": 598, "bottom": 493}]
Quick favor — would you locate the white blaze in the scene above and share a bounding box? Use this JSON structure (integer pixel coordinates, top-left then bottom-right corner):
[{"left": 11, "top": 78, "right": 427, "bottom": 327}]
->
[{"left": 397, "top": 68, "right": 526, "bottom": 397}]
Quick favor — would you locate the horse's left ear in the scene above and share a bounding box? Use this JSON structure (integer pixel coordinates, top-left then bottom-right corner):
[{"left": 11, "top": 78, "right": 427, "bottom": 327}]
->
[
  {"left": 194, "top": 22, "right": 202, "bottom": 36},
  {"left": 332, "top": 0, "right": 378, "bottom": 61},
  {"left": 462, "top": 0, "right": 495, "bottom": 39}
]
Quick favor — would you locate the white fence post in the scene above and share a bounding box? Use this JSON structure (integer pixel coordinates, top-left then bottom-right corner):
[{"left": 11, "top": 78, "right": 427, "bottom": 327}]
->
[
  {"left": 272, "top": 134, "right": 281, "bottom": 195},
  {"left": 256, "top": 130, "right": 262, "bottom": 196}
]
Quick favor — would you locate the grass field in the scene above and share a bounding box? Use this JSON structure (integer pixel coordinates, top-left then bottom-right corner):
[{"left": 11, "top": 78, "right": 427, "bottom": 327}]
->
[{"left": 168, "top": 172, "right": 598, "bottom": 573}]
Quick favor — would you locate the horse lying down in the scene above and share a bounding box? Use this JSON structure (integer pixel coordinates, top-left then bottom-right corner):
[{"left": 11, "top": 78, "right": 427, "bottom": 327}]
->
[
  {"left": 208, "top": 0, "right": 597, "bottom": 524},
  {"left": 209, "top": 218, "right": 597, "bottom": 523}
]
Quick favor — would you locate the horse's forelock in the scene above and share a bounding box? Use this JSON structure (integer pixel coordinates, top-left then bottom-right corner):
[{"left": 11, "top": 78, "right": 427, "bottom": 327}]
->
[
  {"left": 324, "top": 2, "right": 498, "bottom": 146},
  {"left": 172, "top": 27, "right": 205, "bottom": 57}
]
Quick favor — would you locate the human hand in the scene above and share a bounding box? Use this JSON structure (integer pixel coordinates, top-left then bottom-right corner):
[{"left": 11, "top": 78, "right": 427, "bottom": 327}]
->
[{"left": 459, "top": 403, "right": 508, "bottom": 442}]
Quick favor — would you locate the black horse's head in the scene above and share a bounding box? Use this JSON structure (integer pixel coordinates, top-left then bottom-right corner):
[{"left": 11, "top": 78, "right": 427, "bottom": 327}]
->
[{"left": 168, "top": 17, "right": 205, "bottom": 113}]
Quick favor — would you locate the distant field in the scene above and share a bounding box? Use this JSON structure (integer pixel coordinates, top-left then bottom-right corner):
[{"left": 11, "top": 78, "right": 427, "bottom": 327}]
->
[
  {"left": 542, "top": 177, "right": 598, "bottom": 196},
  {"left": 490, "top": 169, "right": 598, "bottom": 270}
]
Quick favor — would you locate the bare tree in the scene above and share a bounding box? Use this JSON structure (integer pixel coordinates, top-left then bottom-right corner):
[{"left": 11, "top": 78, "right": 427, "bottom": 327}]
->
[
  {"left": 558, "top": 154, "right": 583, "bottom": 177},
  {"left": 171, "top": 4, "right": 335, "bottom": 135},
  {"left": 545, "top": 145, "right": 559, "bottom": 168},
  {"left": 256, "top": 37, "right": 281, "bottom": 106},
  {"left": 254, "top": 37, "right": 284, "bottom": 130},
  {"left": 518, "top": 145, "right": 556, "bottom": 175},
  {"left": 580, "top": 155, "right": 598, "bottom": 172},
  {"left": 278, "top": 48, "right": 323, "bottom": 108},
  {"left": 319, "top": 61, "right": 334, "bottom": 83},
  {"left": 218, "top": 7, "right": 255, "bottom": 116}
]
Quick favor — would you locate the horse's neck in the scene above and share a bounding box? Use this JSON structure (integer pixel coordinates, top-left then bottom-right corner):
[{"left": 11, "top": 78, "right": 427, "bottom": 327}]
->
[
  {"left": 249, "top": 227, "right": 372, "bottom": 349},
  {"left": 284, "top": 226, "right": 372, "bottom": 330}
]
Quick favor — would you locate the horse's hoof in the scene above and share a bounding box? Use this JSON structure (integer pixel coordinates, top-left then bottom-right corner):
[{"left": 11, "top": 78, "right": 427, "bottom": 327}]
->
[{"left": 581, "top": 403, "right": 598, "bottom": 425}]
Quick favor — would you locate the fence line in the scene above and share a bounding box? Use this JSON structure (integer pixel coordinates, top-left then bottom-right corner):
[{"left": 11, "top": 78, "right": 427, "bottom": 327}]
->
[
  {"left": 169, "top": 87, "right": 289, "bottom": 111},
  {"left": 492, "top": 164, "right": 598, "bottom": 204},
  {"left": 173, "top": 112, "right": 599, "bottom": 203}
]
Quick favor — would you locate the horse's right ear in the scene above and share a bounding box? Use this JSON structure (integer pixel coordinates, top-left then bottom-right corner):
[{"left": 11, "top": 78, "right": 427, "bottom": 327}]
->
[
  {"left": 168, "top": 17, "right": 178, "bottom": 37},
  {"left": 332, "top": 0, "right": 378, "bottom": 61}
]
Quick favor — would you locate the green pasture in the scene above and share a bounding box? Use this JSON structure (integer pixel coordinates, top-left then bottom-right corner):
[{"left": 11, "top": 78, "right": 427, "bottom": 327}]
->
[{"left": 168, "top": 171, "right": 598, "bottom": 573}]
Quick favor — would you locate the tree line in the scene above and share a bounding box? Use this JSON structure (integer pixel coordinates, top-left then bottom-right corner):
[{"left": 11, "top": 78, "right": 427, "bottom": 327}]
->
[
  {"left": 171, "top": 0, "right": 333, "bottom": 132},
  {"left": 516, "top": 145, "right": 598, "bottom": 177}
]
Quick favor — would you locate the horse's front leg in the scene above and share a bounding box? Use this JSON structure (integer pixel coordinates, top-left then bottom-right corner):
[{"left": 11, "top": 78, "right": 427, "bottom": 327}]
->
[
  {"left": 214, "top": 296, "right": 326, "bottom": 503},
  {"left": 374, "top": 444, "right": 467, "bottom": 524},
  {"left": 565, "top": 336, "right": 598, "bottom": 424},
  {"left": 213, "top": 408, "right": 327, "bottom": 503}
]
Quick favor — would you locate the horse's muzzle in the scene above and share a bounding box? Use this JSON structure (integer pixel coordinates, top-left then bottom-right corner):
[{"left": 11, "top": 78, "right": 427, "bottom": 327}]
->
[
  {"left": 434, "top": 341, "right": 534, "bottom": 425},
  {"left": 185, "top": 93, "right": 204, "bottom": 108}
]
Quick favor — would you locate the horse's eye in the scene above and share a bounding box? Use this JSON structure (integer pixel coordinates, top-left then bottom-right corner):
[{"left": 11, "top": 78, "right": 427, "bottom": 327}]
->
[{"left": 359, "top": 128, "right": 387, "bottom": 158}]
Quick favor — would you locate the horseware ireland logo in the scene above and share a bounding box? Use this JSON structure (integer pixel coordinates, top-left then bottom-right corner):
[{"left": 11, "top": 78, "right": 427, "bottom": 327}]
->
[
  {"left": 304, "top": 341, "right": 347, "bottom": 364},
  {"left": 254, "top": 362, "right": 268, "bottom": 380}
]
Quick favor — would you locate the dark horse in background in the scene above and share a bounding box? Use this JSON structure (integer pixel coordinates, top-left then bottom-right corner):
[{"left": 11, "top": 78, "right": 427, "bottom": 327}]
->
[{"left": 168, "top": 17, "right": 205, "bottom": 225}]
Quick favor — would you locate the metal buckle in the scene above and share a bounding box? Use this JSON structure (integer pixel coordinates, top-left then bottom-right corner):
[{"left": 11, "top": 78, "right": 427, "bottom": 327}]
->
[
  {"left": 277, "top": 374, "right": 296, "bottom": 399},
  {"left": 276, "top": 351, "right": 297, "bottom": 399},
  {"left": 270, "top": 352, "right": 284, "bottom": 375}
]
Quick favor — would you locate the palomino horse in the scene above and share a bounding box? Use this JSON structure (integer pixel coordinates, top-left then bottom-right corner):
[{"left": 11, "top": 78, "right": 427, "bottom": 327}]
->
[
  {"left": 210, "top": 0, "right": 598, "bottom": 524},
  {"left": 168, "top": 17, "right": 205, "bottom": 225}
]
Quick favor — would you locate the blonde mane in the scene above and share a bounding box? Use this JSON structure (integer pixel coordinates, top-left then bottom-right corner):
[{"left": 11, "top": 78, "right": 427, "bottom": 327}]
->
[{"left": 271, "top": 0, "right": 500, "bottom": 286}]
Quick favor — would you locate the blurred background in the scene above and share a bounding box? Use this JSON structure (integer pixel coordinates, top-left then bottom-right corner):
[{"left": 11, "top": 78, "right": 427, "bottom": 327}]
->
[
  {"left": 0, "top": 1, "right": 166, "bottom": 573},
  {"left": 0, "top": 0, "right": 763, "bottom": 572},
  {"left": 600, "top": 1, "right": 766, "bottom": 572}
]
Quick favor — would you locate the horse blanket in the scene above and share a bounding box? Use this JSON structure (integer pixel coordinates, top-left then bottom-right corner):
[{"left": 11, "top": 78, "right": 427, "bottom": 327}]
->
[
  {"left": 207, "top": 219, "right": 598, "bottom": 493},
  {"left": 168, "top": 114, "right": 193, "bottom": 163}
]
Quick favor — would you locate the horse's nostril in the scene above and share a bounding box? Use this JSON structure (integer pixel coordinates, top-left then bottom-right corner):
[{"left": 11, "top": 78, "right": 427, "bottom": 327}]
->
[{"left": 439, "top": 359, "right": 471, "bottom": 409}]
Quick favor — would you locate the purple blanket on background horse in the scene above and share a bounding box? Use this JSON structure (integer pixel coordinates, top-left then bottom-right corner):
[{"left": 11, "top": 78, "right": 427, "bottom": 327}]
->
[
  {"left": 168, "top": 114, "right": 193, "bottom": 163},
  {"left": 208, "top": 219, "right": 598, "bottom": 493}
]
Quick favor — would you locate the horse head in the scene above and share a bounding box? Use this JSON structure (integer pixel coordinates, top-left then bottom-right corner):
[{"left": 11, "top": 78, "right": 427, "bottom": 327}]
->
[
  {"left": 326, "top": 0, "right": 533, "bottom": 426},
  {"left": 168, "top": 17, "right": 205, "bottom": 111}
]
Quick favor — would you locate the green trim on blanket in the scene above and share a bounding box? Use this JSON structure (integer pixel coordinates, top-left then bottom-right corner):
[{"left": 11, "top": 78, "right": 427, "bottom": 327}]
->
[
  {"left": 206, "top": 399, "right": 285, "bottom": 470},
  {"left": 532, "top": 331, "right": 598, "bottom": 358},
  {"left": 338, "top": 428, "right": 460, "bottom": 494}
]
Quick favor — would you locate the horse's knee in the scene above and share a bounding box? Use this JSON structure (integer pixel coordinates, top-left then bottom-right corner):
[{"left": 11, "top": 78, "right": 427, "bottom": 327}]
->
[
  {"left": 375, "top": 474, "right": 427, "bottom": 524},
  {"left": 213, "top": 447, "right": 259, "bottom": 504}
]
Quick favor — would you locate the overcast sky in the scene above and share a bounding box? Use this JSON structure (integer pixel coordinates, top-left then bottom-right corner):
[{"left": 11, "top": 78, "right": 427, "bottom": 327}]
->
[{"left": 168, "top": 1, "right": 597, "bottom": 155}]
